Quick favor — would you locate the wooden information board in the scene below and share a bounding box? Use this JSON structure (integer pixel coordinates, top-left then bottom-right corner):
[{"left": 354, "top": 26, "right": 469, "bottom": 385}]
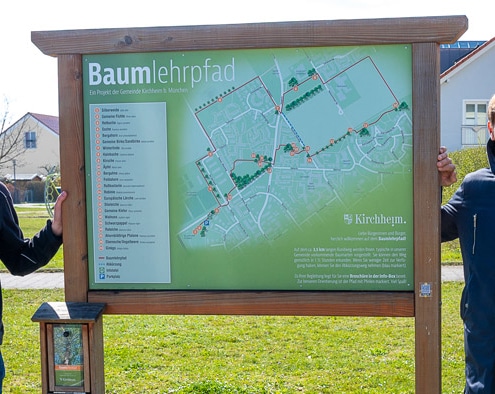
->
[{"left": 32, "top": 15, "right": 468, "bottom": 393}]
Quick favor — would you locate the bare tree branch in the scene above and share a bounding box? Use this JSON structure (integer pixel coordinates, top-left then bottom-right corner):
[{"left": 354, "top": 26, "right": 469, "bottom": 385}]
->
[{"left": 0, "top": 99, "right": 28, "bottom": 173}]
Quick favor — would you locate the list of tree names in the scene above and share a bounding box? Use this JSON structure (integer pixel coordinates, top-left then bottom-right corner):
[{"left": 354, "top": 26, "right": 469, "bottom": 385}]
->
[{"left": 89, "top": 102, "right": 170, "bottom": 284}]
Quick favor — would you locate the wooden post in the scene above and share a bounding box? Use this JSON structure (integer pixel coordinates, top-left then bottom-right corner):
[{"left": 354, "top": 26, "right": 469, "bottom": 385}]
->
[
  {"left": 413, "top": 42, "right": 442, "bottom": 393},
  {"left": 58, "top": 55, "right": 89, "bottom": 302}
]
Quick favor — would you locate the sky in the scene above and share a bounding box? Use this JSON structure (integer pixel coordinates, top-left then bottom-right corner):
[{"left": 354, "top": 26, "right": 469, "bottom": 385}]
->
[{"left": 1, "top": 0, "right": 493, "bottom": 124}]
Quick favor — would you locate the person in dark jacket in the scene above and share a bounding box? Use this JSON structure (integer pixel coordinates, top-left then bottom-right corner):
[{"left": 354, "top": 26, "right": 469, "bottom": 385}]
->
[
  {"left": 0, "top": 181, "right": 66, "bottom": 393},
  {"left": 441, "top": 93, "right": 495, "bottom": 393}
]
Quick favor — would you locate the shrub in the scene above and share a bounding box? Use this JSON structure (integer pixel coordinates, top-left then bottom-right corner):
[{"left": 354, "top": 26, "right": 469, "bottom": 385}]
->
[
  {"left": 441, "top": 146, "right": 488, "bottom": 263},
  {"left": 442, "top": 146, "right": 488, "bottom": 204}
]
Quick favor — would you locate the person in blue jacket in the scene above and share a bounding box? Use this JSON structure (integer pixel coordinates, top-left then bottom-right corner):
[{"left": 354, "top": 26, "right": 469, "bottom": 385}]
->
[
  {"left": 441, "top": 93, "right": 495, "bottom": 393},
  {"left": 0, "top": 181, "right": 66, "bottom": 393}
]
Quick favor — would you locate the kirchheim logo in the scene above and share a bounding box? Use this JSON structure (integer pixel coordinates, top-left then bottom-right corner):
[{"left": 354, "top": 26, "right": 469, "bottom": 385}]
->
[
  {"left": 344, "top": 213, "right": 405, "bottom": 227},
  {"left": 343, "top": 214, "right": 353, "bottom": 225}
]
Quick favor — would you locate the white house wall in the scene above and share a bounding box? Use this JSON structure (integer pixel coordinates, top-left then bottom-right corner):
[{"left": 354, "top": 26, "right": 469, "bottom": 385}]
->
[
  {"left": 1, "top": 114, "right": 60, "bottom": 177},
  {"left": 441, "top": 42, "right": 495, "bottom": 151},
  {"left": 22, "top": 118, "right": 60, "bottom": 174}
]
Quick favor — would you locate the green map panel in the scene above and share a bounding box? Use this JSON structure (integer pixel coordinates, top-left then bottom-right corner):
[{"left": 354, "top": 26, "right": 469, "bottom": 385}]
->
[{"left": 83, "top": 44, "right": 413, "bottom": 291}]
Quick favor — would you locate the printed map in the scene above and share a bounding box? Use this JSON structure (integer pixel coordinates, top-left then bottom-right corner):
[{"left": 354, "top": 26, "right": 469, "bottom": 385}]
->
[{"left": 178, "top": 46, "right": 412, "bottom": 251}]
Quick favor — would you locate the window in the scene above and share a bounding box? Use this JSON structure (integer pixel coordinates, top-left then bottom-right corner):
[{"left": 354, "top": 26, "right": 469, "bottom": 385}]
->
[
  {"left": 25, "top": 131, "right": 37, "bottom": 149},
  {"left": 462, "top": 101, "right": 489, "bottom": 146}
]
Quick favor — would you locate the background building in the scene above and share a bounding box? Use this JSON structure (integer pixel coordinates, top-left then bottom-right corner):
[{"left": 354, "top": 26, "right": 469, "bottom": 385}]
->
[
  {"left": 440, "top": 39, "right": 495, "bottom": 151},
  {"left": 0, "top": 112, "right": 59, "bottom": 202}
]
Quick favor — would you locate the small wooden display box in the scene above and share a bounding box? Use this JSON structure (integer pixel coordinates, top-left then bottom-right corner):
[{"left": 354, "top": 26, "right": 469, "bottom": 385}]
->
[{"left": 32, "top": 302, "right": 105, "bottom": 394}]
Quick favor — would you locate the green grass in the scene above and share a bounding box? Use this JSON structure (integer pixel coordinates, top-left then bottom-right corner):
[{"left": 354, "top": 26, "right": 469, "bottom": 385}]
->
[
  {"left": 441, "top": 239, "right": 462, "bottom": 264},
  {"left": 0, "top": 204, "right": 466, "bottom": 392},
  {"left": 2, "top": 284, "right": 465, "bottom": 393},
  {"left": 6, "top": 142, "right": 484, "bottom": 392}
]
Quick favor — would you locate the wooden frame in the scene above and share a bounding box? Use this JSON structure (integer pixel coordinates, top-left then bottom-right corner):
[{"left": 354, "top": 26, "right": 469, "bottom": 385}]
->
[{"left": 32, "top": 16, "right": 468, "bottom": 393}]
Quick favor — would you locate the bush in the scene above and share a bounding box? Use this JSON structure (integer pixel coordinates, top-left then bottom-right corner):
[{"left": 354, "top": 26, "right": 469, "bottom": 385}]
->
[
  {"left": 441, "top": 146, "right": 488, "bottom": 263},
  {"left": 442, "top": 146, "right": 488, "bottom": 204}
]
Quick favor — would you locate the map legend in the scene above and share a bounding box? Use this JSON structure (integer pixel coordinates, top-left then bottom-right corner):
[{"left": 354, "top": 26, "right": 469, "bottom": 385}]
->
[{"left": 88, "top": 102, "right": 171, "bottom": 285}]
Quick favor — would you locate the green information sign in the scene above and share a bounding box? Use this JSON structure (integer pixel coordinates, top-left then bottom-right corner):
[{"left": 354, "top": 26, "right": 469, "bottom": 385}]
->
[{"left": 83, "top": 44, "right": 413, "bottom": 291}]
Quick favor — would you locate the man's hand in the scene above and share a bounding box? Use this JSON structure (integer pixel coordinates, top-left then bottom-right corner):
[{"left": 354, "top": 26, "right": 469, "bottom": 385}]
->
[
  {"left": 437, "top": 146, "right": 457, "bottom": 187},
  {"left": 51, "top": 191, "right": 67, "bottom": 237}
]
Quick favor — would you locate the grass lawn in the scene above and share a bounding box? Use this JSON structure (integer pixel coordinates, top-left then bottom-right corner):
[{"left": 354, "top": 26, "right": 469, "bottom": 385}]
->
[
  {"left": 2, "top": 283, "right": 465, "bottom": 393},
  {"left": 1, "top": 205, "right": 466, "bottom": 392}
]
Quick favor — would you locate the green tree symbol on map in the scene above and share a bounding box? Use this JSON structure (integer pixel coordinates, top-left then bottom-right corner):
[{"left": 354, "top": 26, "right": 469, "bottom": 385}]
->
[
  {"left": 288, "top": 77, "right": 298, "bottom": 88},
  {"left": 283, "top": 143, "right": 294, "bottom": 153}
]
